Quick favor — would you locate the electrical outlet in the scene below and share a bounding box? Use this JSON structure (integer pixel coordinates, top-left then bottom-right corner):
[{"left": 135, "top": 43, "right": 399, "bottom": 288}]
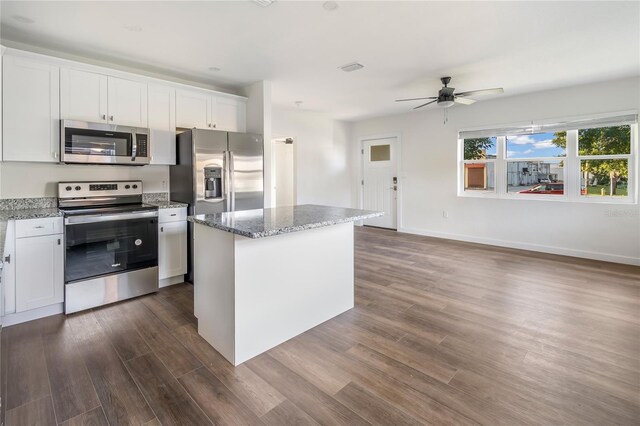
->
[
  {"left": 162, "top": 180, "right": 167, "bottom": 190},
  {"left": 442, "top": 210, "right": 448, "bottom": 219}
]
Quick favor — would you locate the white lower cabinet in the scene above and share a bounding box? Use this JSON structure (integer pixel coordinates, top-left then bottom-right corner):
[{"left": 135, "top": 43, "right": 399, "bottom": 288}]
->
[
  {"left": 15, "top": 228, "right": 64, "bottom": 312},
  {"left": 158, "top": 207, "right": 187, "bottom": 283}
]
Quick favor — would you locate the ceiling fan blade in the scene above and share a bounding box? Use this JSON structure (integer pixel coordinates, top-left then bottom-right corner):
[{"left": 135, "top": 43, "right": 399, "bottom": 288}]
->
[
  {"left": 455, "top": 88, "right": 504, "bottom": 97},
  {"left": 395, "top": 96, "right": 437, "bottom": 102},
  {"left": 454, "top": 97, "right": 476, "bottom": 105},
  {"left": 414, "top": 99, "right": 437, "bottom": 109}
]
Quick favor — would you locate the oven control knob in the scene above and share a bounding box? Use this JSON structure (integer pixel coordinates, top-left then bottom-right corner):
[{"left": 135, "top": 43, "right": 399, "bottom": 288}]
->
[
  {"left": 75, "top": 186, "right": 81, "bottom": 191},
  {"left": 132, "top": 184, "right": 138, "bottom": 189},
  {"left": 125, "top": 185, "right": 131, "bottom": 189},
  {"left": 65, "top": 186, "right": 72, "bottom": 191}
]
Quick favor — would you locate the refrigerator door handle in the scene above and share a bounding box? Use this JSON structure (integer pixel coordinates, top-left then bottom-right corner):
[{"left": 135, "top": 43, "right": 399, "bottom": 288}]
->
[
  {"left": 223, "top": 151, "right": 229, "bottom": 211},
  {"left": 229, "top": 151, "right": 236, "bottom": 211}
]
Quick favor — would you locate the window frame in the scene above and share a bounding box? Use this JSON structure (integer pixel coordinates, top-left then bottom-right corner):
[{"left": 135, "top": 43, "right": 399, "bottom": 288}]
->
[{"left": 457, "top": 112, "right": 638, "bottom": 204}]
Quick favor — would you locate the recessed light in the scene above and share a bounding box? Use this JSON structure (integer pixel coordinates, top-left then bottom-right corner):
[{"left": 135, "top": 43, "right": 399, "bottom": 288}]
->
[
  {"left": 253, "top": 0, "right": 276, "bottom": 6},
  {"left": 123, "top": 24, "right": 143, "bottom": 32},
  {"left": 12, "top": 15, "right": 35, "bottom": 24},
  {"left": 323, "top": 1, "right": 338, "bottom": 11},
  {"left": 295, "top": 101, "right": 303, "bottom": 108},
  {"left": 339, "top": 62, "right": 364, "bottom": 72},
  {"left": 208, "top": 67, "right": 221, "bottom": 72}
]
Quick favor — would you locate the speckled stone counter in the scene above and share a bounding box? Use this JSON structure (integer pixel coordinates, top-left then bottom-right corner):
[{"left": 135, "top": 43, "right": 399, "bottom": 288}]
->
[
  {"left": 0, "top": 199, "right": 63, "bottom": 262},
  {"left": 188, "top": 204, "right": 383, "bottom": 239},
  {"left": 142, "top": 192, "right": 188, "bottom": 209}
]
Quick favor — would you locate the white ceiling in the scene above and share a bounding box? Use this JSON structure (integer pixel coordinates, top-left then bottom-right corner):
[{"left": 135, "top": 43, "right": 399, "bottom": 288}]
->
[{"left": 1, "top": 1, "right": 639, "bottom": 121}]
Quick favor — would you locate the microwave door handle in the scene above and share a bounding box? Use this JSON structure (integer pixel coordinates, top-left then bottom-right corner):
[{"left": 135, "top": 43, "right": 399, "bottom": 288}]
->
[
  {"left": 229, "top": 151, "right": 235, "bottom": 211},
  {"left": 131, "top": 132, "right": 137, "bottom": 162}
]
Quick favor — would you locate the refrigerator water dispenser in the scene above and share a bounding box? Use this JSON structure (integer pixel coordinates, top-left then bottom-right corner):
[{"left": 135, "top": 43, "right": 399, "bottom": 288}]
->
[{"left": 204, "top": 166, "right": 223, "bottom": 199}]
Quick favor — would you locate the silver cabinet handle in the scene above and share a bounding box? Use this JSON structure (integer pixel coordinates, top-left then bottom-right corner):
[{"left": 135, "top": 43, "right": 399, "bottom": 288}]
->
[
  {"left": 109, "top": 115, "right": 114, "bottom": 121},
  {"left": 160, "top": 226, "right": 164, "bottom": 232},
  {"left": 4, "top": 254, "right": 10, "bottom": 264},
  {"left": 170, "top": 213, "right": 176, "bottom": 216},
  {"left": 58, "top": 238, "right": 61, "bottom": 245},
  {"left": 213, "top": 124, "right": 217, "bottom": 128},
  {"left": 102, "top": 114, "right": 106, "bottom": 120},
  {"left": 34, "top": 225, "right": 45, "bottom": 229}
]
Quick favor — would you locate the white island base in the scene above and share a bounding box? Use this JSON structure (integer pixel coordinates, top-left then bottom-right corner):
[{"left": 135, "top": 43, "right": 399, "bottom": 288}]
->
[{"left": 193, "top": 221, "right": 354, "bottom": 366}]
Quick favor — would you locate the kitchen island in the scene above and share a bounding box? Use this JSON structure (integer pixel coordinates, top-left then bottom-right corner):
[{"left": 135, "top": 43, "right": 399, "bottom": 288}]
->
[{"left": 188, "top": 204, "right": 382, "bottom": 365}]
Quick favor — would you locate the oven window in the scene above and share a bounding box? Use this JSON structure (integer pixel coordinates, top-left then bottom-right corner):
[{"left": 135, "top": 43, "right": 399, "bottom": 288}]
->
[
  {"left": 65, "top": 217, "right": 158, "bottom": 283},
  {"left": 65, "top": 128, "right": 132, "bottom": 157}
]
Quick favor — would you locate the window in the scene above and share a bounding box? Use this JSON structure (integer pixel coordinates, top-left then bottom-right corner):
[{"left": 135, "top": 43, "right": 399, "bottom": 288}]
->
[
  {"left": 462, "top": 137, "right": 496, "bottom": 192},
  {"left": 506, "top": 132, "right": 566, "bottom": 196},
  {"left": 458, "top": 113, "right": 637, "bottom": 202},
  {"left": 370, "top": 144, "right": 391, "bottom": 161},
  {"left": 577, "top": 125, "right": 631, "bottom": 198}
]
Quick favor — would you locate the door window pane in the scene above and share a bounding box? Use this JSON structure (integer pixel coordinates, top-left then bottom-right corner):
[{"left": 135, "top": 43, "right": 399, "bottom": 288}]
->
[
  {"left": 507, "top": 159, "right": 564, "bottom": 194},
  {"left": 463, "top": 137, "right": 497, "bottom": 160},
  {"left": 578, "top": 125, "right": 631, "bottom": 155},
  {"left": 370, "top": 144, "right": 390, "bottom": 162},
  {"left": 464, "top": 162, "right": 495, "bottom": 191},
  {"left": 506, "top": 132, "right": 566, "bottom": 158},
  {"left": 580, "top": 159, "right": 628, "bottom": 197}
]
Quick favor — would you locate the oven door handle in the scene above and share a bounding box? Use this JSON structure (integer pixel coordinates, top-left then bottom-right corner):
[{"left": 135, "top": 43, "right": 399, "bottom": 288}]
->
[{"left": 65, "top": 210, "right": 158, "bottom": 225}]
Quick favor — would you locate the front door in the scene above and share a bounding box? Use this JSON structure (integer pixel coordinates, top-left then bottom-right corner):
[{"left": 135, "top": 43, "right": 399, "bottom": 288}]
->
[{"left": 362, "top": 137, "right": 398, "bottom": 229}]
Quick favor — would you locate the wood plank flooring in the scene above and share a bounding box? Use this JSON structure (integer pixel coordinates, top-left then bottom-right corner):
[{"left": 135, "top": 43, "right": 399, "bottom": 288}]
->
[{"left": 2, "top": 226, "right": 639, "bottom": 425}]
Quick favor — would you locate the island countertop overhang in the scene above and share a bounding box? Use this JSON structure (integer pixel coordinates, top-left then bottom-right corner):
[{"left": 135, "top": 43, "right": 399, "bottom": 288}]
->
[{"left": 187, "top": 204, "right": 383, "bottom": 239}]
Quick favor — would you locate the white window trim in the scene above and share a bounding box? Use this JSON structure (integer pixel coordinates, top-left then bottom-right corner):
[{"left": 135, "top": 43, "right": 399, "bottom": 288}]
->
[{"left": 458, "top": 114, "right": 638, "bottom": 205}]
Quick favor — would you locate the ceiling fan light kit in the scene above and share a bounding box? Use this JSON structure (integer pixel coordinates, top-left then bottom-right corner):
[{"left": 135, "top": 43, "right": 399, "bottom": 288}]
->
[{"left": 396, "top": 76, "right": 504, "bottom": 111}]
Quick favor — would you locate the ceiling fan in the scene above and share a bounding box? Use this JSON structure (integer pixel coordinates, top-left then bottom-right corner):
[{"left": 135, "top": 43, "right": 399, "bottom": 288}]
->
[{"left": 396, "top": 77, "right": 504, "bottom": 110}]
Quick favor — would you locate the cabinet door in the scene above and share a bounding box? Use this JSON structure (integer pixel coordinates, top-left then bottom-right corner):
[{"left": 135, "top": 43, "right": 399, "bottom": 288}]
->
[
  {"left": 15, "top": 234, "right": 64, "bottom": 312},
  {"left": 214, "top": 96, "right": 246, "bottom": 132},
  {"left": 107, "top": 76, "right": 148, "bottom": 127},
  {"left": 60, "top": 68, "right": 108, "bottom": 123},
  {"left": 159, "top": 221, "right": 187, "bottom": 280},
  {"left": 3, "top": 55, "right": 60, "bottom": 162},
  {"left": 148, "top": 85, "right": 176, "bottom": 165},
  {"left": 176, "top": 89, "right": 210, "bottom": 129}
]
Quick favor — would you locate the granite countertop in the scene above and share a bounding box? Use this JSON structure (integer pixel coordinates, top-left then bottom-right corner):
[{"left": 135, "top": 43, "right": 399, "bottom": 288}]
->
[
  {"left": 187, "top": 204, "right": 383, "bottom": 239},
  {"left": 0, "top": 207, "right": 63, "bottom": 263},
  {"left": 144, "top": 200, "right": 189, "bottom": 209}
]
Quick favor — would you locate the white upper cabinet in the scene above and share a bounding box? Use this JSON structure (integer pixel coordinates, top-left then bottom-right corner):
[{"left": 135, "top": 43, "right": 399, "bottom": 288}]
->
[
  {"left": 107, "top": 76, "right": 147, "bottom": 127},
  {"left": 2, "top": 55, "right": 60, "bottom": 162},
  {"left": 176, "top": 90, "right": 246, "bottom": 132},
  {"left": 148, "top": 84, "right": 176, "bottom": 165},
  {"left": 61, "top": 69, "right": 147, "bottom": 127},
  {"left": 215, "top": 96, "right": 247, "bottom": 132},
  {"left": 60, "top": 68, "right": 108, "bottom": 123},
  {"left": 176, "top": 89, "right": 210, "bottom": 129}
]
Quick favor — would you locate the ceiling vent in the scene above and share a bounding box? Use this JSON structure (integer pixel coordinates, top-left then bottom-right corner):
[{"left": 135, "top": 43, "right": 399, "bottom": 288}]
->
[
  {"left": 340, "top": 62, "right": 364, "bottom": 72},
  {"left": 252, "top": 0, "right": 275, "bottom": 6}
]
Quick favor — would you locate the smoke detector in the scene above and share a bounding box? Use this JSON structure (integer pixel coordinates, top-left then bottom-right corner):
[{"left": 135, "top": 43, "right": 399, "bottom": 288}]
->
[{"left": 340, "top": 62, "right": 364, "bottom": 72}]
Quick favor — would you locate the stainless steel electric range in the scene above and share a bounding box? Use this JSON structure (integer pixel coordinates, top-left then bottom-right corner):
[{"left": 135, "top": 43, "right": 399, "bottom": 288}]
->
[{"left": 58, "top": 181, "right": 159, "bottom": 313}]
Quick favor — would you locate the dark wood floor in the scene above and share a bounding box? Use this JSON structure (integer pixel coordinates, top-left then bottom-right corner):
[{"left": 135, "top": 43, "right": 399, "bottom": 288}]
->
[{"left": 2, "top": 226, "right": 639, "bottom": 425}]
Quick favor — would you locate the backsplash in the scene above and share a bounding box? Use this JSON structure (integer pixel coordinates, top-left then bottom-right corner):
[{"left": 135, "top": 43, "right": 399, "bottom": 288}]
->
[
  {"left": 0, "top": 197, "right": 58, "bottom": 210},
  {"left": 142, "top": 192, "right": 169, "bottom": 203}
]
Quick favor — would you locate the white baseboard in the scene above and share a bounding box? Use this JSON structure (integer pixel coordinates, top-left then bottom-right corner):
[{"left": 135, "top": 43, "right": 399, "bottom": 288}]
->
[
  {"left": 2, "top": 303, "right": 64, "bottom": 327},
  {"left": 397, "top": 227, "right": 640, "bottom": 266},
  {"left": 159, "top": 275, "right": 185, "bottom": 288}
]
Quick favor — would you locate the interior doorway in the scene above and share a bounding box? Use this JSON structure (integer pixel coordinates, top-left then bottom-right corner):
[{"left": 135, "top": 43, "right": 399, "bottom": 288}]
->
[
  {"left": 272, "top": 137, "right": 295, "bottom": 207},
  {"left": 361, "top": 136, "right": 399, "bottom": 229}
]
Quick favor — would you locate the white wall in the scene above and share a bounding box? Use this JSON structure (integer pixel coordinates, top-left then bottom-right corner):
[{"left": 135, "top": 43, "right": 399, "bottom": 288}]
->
[
  {"left": 0, "top": 163, "right": 169, "bottom": 198},
  {"left": 351, "top": 77, "right": 640, "bottom": 265},
  {"left": 272, "top": 109, "right": 352, "bottom": 208}
]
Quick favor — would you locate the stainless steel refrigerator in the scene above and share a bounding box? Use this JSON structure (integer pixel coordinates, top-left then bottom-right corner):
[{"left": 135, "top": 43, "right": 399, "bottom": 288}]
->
[{"left": 170, "top": 129, "right": 264, "bottom": 282}]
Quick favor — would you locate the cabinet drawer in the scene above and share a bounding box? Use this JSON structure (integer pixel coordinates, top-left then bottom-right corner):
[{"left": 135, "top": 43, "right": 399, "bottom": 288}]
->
[
  {"left": 15, "top": 217, "right": 63, "bottom": 238},
  {"left": 159, "top": 207, "right": 187, "bottom": 223}
]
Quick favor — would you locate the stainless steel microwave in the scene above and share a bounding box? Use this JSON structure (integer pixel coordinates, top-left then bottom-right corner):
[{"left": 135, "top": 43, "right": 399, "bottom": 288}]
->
[{"left": 60, "top": 120, "right": 150, "bottom": 165}]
